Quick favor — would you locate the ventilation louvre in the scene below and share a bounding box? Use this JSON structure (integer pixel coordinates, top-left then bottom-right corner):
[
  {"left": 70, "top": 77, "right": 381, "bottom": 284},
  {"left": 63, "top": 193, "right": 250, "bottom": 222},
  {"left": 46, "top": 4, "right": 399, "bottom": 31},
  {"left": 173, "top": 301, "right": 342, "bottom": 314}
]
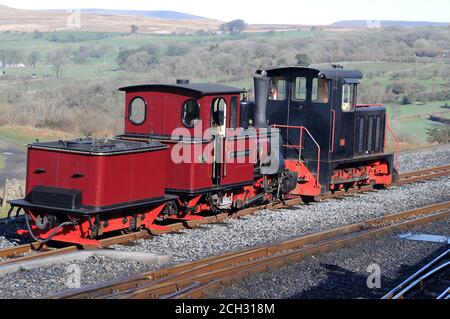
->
[{"left": 354, "top": 113, "right": 385, "bottom": 155}]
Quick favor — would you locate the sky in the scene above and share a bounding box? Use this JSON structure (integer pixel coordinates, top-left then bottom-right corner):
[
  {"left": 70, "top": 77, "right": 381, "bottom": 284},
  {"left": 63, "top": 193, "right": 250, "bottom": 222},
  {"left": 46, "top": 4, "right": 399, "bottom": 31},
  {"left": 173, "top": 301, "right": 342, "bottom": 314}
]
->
[{"left": 0, "top": 0, "right": 449, "bottom": 25}]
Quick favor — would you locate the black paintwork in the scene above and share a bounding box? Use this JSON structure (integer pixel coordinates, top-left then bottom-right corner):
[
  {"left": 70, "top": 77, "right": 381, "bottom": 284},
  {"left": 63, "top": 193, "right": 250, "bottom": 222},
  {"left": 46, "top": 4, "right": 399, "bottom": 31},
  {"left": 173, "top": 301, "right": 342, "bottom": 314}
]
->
[
  {"left": 119, "top": 83, "right": 245, "bottom": 96},
  {"left": 29, "top": 138, "right": 167, "bottom": 155},
  {"left": 30, "top": 186, "right": 82, "bottom": 210},
  {"left": 257, "top": 66, "right": 394, "bottom": 192},
  {"left": 9, "top": 195, "right": 178, "bottom": 217}
]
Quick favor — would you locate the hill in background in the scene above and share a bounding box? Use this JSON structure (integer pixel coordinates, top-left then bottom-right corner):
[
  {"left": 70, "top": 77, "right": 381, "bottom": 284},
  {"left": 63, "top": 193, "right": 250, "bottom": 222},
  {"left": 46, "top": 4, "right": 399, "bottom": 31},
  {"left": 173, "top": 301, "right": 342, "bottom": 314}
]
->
[
  {"left": 332, "top": 20, "right": 450, "bottom": 28},
  {"left": 0, "top": 4, "right": 220, "bottom": 33},
  {"left": 1, "top": 4, "right": 450, "bottom": 34},
  {"left": 62, "top": 9, "right": 207, "bottom": 20}
]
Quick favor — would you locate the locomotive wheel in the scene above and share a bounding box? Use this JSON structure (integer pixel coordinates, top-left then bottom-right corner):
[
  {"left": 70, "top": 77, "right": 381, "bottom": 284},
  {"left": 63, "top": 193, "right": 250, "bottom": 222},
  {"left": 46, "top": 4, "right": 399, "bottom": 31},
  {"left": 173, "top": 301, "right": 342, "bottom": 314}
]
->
[{"left": 301, "top": 196, "right": 321, "bottom": 203}]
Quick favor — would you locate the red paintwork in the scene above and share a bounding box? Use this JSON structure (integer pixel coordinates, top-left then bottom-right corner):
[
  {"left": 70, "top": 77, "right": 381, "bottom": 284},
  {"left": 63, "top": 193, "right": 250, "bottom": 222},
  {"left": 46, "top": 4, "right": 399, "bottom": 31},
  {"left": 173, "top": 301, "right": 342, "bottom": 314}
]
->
[
  {"left": 125, "top": 91, "right": 252, "bottom": 192},
  {"left": 272, "top": 124, "right": 321, "bottom": 183},
  {"left": 125, "top": 92, "right": 241, "bottom": 139},
  {"left": 164, "top": 141, "right": 214, "bottom": 191},
  {"left": 14, "top": 83, "right": 399, "bottom": 246},
  {"left": 20, "top": 204, "right": 166, "bottom": 246},
  {"left": 285, "top": 160, "right": 322, "bottom": 197},
  {"left": 330, "top": 161, "right": 392, "bottom": 191},
  {"left": 221, "top": 133, "right": 257, "bottom": 186},
  {"left": 367, "top": 161, "right": 393, "bottom": 186},
  {"left": 26, "top": 147, "right": 167, "bottom": 207}
]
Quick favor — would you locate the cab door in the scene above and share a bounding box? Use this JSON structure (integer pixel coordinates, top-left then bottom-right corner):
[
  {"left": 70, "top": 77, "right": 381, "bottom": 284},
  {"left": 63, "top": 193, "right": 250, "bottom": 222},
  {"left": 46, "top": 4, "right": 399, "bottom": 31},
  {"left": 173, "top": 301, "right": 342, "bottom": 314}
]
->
[
  {"left": 210, "top": 97, "right": 227, "bottom": 186},
  {"left": 331, "top": 81, "right": 357, "bottom": 160}
]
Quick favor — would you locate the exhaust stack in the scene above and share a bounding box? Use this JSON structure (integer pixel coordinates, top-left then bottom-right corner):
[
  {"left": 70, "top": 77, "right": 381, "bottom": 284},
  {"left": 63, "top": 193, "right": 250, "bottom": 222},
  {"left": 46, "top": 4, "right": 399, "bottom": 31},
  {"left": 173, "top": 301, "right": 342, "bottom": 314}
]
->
[{"left": 253, "top": 76, "right": 270, "bottom": 128}]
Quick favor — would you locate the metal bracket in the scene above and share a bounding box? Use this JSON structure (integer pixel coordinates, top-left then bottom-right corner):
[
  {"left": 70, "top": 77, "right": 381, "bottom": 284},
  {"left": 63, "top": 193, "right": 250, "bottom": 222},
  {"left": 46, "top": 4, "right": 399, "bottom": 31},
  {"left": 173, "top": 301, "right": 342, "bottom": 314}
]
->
[{"left": 399, "top": 232, "right": 450, "bottom": 244}]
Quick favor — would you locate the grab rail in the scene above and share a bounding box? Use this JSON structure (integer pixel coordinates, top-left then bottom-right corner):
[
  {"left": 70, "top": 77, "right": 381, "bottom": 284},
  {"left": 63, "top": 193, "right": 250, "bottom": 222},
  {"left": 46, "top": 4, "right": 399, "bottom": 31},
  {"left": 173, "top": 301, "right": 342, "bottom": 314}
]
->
[
  {"left": 272, "top": 125, "right": 321, "bottom": 185},
  {"left": 386, "top": 118, "right": 399, "bottom": 171},
  {"left": 330, "top": 109, "right": 336, "bottom": 153}
]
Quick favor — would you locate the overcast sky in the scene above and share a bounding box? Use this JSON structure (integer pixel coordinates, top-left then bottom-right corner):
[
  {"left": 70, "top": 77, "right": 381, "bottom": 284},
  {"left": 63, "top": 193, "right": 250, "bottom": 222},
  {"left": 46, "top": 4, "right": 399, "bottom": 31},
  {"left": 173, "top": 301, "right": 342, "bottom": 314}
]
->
[{"left": 1, "top": 0, "right": 449, "bottom": 25}]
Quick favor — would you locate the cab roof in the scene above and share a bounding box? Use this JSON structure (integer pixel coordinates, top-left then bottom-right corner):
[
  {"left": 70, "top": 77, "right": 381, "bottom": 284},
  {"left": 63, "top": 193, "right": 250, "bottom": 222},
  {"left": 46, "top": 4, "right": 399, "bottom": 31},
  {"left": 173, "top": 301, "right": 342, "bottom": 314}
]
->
[
  {"left": 119, "top": 83, "right": 245, "bottom": 96},
  {"left": 257, "top": 66, "right": 363, "bottom": 81}
]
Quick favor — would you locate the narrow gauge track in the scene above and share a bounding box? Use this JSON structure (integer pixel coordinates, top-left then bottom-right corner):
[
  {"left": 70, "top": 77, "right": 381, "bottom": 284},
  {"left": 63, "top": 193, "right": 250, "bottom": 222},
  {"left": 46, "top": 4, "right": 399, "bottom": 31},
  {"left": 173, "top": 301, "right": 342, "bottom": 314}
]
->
[
  {"left": 383, "top": 249, "right": 450, "bottom": 299},
  {"left": 49, "top": 200, "right": 450, "bottom": 299},
  {"left": 0, "top": 165, "right": 449, "bottom": 269},
  {"left": 0, "top": 230, "right": 151, "bottom": 266}
]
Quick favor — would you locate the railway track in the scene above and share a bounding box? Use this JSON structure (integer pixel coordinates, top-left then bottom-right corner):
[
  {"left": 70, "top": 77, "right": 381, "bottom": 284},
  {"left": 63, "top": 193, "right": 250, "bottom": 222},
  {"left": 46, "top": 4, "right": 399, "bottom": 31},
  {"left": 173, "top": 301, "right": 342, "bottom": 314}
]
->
[
  {"left": 0, "top": 165, "right": 449, "bottom": 271},
  {"left": 0, "top": 230, "right": 151, "bottom": 267},
  {"left": 395, "top": 165, "right": 450, "bottom": 186},
  {"left": 383, "top": 249, "right": 450, "bottom": 299},
  {"left": 49, "top": 200, "right": 450, "bottom": 299}
]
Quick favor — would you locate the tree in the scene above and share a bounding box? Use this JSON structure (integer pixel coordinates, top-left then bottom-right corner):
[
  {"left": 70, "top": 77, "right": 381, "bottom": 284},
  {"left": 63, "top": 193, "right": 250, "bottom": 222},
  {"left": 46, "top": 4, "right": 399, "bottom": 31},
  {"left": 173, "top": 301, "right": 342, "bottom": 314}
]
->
[
  {"left": 122, "top": 52, "right": 159, "bottom": 72},
  {"left": 295, "top": 53, "right": 311, "bottom": 66},
  {"left": 49, "top": 51, "right": 68, "bottom": 80},
  {"left": 220, "top": 20, "right": 248, "bottom": 34},
  {"left": 0, "top": 49, "right": 22, "bottom": 67},
  {"left": 33, "top": 29, "right": 44, "bottom": 39},
  {"left": 130, "top": 25, "right": 139, "bottom": 35},
  {"left": 426, "top": 126, "right": 450, "bottom": 144},
  {"left": 27, "top": 51, "right": 41, "bottom": 68}
]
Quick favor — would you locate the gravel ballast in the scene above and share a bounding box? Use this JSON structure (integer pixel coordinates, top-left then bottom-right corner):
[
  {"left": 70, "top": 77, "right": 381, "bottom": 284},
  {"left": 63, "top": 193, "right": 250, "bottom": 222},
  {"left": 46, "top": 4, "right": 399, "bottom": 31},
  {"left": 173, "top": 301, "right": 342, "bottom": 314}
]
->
[
  {"left": 397, "top": 144, "right": 450, "bottom": 174},
  {"left": 114, "top": 176, "right": 449, "bottom": 265},
  {"left": 0, "top": 255, "right": 161, "bottom": 299},
  {"left": 208, "top": 219, "right": 450, "bottom": 299},
  {"left": 0, "top": 145, "right": 448, "bottom": 298}
]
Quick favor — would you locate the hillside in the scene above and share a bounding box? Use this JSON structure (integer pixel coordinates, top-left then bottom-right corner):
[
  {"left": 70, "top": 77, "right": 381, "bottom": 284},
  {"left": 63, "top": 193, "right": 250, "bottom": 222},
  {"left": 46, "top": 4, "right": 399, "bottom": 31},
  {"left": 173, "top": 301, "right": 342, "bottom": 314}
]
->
[
  {"left": 0, "top": 4, "right": 220, "bottom": 33},
  {"left": 332, "top": 20, "right": 450, "bottom": 28},
  {"left": 76, "top": 9, "right": 207, "bottom": 20}
]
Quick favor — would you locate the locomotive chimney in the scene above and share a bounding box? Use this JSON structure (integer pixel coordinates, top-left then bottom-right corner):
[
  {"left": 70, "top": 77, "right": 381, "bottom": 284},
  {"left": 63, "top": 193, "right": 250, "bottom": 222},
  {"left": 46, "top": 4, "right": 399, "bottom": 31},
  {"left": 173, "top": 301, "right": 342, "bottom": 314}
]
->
[
  {"left": 176, "top": 79, "right": 190, "bottom": 84},
  {"left": 253, "top": 76, "right": 270, "bottom": 128}
]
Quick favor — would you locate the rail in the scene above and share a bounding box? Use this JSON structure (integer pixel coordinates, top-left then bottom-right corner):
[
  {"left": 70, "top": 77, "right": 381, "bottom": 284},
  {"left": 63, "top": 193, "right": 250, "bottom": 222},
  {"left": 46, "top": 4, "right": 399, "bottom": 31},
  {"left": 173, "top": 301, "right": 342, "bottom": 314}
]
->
[
  {"left": 383, "top": 249, "right": 450, "bottom": 299},
  {"left": 50, "top": 201, "right": 450, "bottom": 299},
  {"left": 272, "top": 125, "right": 321, "bottom": 185},
  {"left": 1, "top": 165, "right": 449, "bottom": 277}
]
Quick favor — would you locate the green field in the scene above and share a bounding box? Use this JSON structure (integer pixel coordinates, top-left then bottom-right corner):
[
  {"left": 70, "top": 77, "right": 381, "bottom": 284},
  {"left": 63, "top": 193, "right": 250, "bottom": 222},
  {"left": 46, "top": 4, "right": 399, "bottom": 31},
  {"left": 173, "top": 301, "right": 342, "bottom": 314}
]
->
[
  {"left": 0, "top": 125, "right": 76, "bottom": 150},
  {"left": 386, "top": 101, "right": 449, "bottom": 119},
  {"left": 1, "top": 29, "right": 449, "bottom": 149}
]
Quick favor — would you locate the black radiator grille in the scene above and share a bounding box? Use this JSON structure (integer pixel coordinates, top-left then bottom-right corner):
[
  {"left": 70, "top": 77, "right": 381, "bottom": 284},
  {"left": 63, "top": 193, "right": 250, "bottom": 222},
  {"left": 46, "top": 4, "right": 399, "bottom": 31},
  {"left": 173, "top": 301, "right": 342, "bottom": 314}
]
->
[{"left": 355, "top": 114, "right": 385, "bottom": 155}]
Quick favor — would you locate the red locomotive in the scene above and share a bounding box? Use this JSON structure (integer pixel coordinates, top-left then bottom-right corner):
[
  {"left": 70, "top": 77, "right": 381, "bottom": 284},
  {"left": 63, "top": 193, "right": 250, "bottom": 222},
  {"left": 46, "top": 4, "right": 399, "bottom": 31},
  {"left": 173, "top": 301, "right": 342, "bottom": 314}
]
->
[{"left": 9, "top": 66, "right": 398, "bottom": 245}]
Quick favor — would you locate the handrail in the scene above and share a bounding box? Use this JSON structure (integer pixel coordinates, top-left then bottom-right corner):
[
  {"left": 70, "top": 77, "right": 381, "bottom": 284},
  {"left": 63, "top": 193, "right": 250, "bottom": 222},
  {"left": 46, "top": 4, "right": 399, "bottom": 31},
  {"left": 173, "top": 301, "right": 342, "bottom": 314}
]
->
[
  {"left": 330, "top": 109, "right": 336, "bottom": 153},
  {"left": 386, "top": 118, "right": 399, "bottom": 171},
  {"left": 272, "top": 125, "right": 321, "bottom": 185},
  {"left": 356, "top": 103, "right": 384, "bottom": 108}
]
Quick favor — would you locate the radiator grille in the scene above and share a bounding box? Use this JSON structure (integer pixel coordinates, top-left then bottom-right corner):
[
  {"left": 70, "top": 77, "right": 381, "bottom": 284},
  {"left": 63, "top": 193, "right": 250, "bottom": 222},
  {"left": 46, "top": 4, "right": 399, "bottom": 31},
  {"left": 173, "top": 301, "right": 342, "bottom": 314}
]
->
[{"left": 355, "top": 114, "right": 385, "bottom": 155}]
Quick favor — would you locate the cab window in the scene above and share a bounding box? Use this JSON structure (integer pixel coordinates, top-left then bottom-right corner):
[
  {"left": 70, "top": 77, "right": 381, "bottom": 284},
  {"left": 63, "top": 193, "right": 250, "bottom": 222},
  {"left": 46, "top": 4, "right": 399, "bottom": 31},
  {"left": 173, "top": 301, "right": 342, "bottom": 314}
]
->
[
  {"left": 129, "top": 97, "right": 146, "bottom": 125},
  {"left": 182, "top": 99, "right": 200, "bottom": 128},
  {"left": 229, "top": 96, "right": 238, "bottom": 129},
  {"left": 293, "top": 77, "right": 307, "bottom": 101},
  {"left": 211, "top": 98, "right": 226, "bottom": 127},
  {"left": 342, "top": 84, "right": 356, "bottom": 112},
  {"left": 312, "top": 78, "right": 329, "bottom": 104},
  {"left": 269, "top": 76, "right": 287, "bottom": 101}
]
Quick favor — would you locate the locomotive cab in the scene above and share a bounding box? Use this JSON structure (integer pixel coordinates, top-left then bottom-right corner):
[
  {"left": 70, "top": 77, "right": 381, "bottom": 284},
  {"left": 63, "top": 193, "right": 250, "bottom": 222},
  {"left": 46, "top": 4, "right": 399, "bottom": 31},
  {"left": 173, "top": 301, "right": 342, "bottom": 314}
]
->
[
  {"left": 118, "top": 82, "right": 258, "bottom": 195},
  {"left": 256, "top": 66, "right": 397, "bottom": 195}
]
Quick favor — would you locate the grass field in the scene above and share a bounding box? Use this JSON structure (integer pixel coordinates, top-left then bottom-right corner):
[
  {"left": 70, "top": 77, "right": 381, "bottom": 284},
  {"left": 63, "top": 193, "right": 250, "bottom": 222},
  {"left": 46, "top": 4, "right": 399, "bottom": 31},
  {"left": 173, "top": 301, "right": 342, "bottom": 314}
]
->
[
  {"left": 1, "top": 30, "right": 449, "bottom": 150},
  {"left": 0, "top": 125, "right": 76, "bottom": 150},
  {"left": 0, "top": 205, "right": 11, "bottom": 219},
  {"left": 386, "top": 101, "right": 450, "bottom": 119}
]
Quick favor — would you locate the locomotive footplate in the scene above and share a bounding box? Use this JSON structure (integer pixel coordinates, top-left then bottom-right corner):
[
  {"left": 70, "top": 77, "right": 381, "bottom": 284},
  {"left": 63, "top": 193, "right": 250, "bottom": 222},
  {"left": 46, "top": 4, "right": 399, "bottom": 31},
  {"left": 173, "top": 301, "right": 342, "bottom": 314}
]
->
[{"left": 8, "top": 195, "right": 178, "bottom": 217}]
